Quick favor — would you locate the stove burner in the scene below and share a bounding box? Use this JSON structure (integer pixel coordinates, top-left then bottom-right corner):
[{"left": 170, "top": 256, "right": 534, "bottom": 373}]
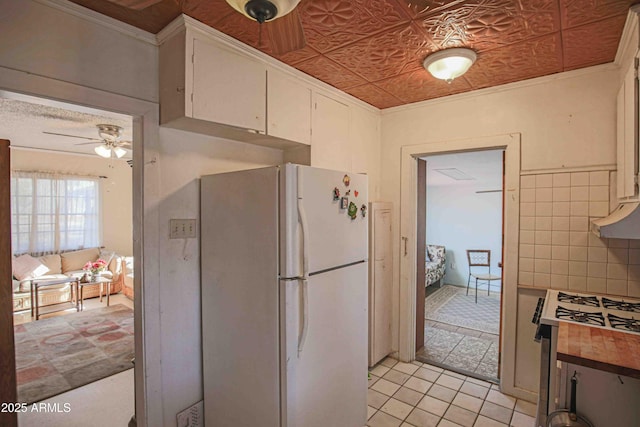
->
[
  {"left": 556, "top": 306, "right": 605, "bottom": 326},
  {"left": 608, "top": 314, "right": 640, "bottom": 332},
  {"left": 602, "top": 297, "right": 640, "bottom": 313},
  {"left": 557, "top": 292, "right": 600, "bottom": 307}
]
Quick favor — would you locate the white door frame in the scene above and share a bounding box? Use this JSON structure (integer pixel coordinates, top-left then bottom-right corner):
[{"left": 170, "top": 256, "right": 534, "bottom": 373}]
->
[
  {"left": 0, "top": 65, "right": 162, "bottom": 427},
  {"left": 399, "top": 133, "right": 532, "bottom": 400}
]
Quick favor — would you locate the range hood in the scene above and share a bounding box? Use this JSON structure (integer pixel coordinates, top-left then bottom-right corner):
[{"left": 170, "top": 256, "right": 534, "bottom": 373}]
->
[{"left": 591, "top": 202, "right": 640, "bottom": 239}]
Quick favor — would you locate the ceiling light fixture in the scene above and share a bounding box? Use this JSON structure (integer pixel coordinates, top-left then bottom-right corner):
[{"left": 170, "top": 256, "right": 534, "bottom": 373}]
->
[
  {"left": 94, "top": 143, "right": 126, "bottom": 159},
  {"left": 423, "top": 48, "right": 477, "bottom": 83},
  {"left": 225, "top": 0, "right": 300, "bottom": 23}
]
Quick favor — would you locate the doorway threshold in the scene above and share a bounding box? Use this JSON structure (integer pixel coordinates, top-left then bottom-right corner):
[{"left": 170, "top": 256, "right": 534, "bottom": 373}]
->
[{"left": 415, "top": 352, "right": 498, "bottom": 385}]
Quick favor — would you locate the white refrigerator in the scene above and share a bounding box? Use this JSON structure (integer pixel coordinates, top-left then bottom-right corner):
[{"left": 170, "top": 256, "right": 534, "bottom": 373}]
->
[{"left": 200, "top": 164, "right": 368, "bottom": 427}]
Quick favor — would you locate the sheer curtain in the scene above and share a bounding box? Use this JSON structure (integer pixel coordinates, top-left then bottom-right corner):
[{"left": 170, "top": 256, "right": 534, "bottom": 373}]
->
[{"left": 11, "top": 171, "right": 101, "bottom": 255}]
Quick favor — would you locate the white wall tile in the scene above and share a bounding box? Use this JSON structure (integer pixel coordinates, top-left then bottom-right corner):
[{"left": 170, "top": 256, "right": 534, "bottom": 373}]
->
[
  {"left": 550, "top": 274, "right": 568, "bottom": 289},
  {"left": 520, "top": 244, "right": 535, "bottom": 258},
  {"left": 630, "top": 240, "right": 640, "bottom": 249},
  {"left": 589, "top": 185, "right": 609, "bottom": 202},
  {"left": 519, "top": 271, "right": 533, "bottom": 286},
  {"left": 607, "top": 279, "right": 627, "bottom": 296},
  {"left": 589, "top": 201, "right": 609, "bottom": 217},
  {"left": 535, "top": 245, "right": 551, "bottom": 259},
  {"left": 570, "top": 201, "right": 588, "bottom": 216},
  {"left": 587, "top": 262, "right": 607, "bottom": 278},
  {"left": 520, "top": 175, "right": 536, "bottom": 189},
  {"left": 569, "top": 246, "right": 588, "bottom": 261},
  {"left": 551, "top": 260, "right": 569, "bottom": 275},
  {"left": 571, "top": 172, "right": 589, "bottom": 186},
  {"left": 552, "top": 231, "right": 570, "bottom": 246},
  {"left": 608, "top": 248, "right": 629, "bottom": 264},
  {"left": 628, "top": 280, "right": 640, "bottom": 297},
  {"left": 552, "top": 217, "right": 570, "bottom": 231},
  {"left": 536, "top": 202, "right": 553, "bottom": 216},
  {"left": 536, "top": 174, "right": 553, "bottom": 188},
  {"left": 520, "top": 216, "right": 535, "bottom": 231},
  {"left": 521, "top": 188, "right": 536, "bottom": 203},
  {"left": 521, "top": 202, "right": 536, "bottom": 217},
  {"left": 535, "top": 259, "right": 551, "bottom": 273},
  {"left": 568, "top": 275, "right": 587, "bottom": 291},
  {"left": 570, "top": 186, "right": 589, "bottom": 201},
  {"left": 587, "top": 277, "right": 607, "bottom": 293},
  {"left": 570, "top": 216, "right": 588, "bottom": 231},
  {"left": 569, "top": 231, "right": 588, "bottom": 247},
  {"left": 534, "top": 273, "right": 550, "bottom": 288},
  {"left": 520, "top": 257, "right": 534, "bottom": 272},
  {"left": 588, "top": 233, "right": 608, "bottom": 248},
  {"left": 536, "top": 188, "right": 553, "bottom": 202},
  {"left": 520, "top": 231, "right": 534, "bottom": 244},
  {"left": 568, "top": 261, "right": 587, "bottom": 276},
  {"left": 607, "top": 263, "right": 628, "bottom": 280},
  {"left": 535, "top": 230, "right": 552, "bottom": 245},
  {"left": 609, "top": 239, "right": 629, "bottom": 248},
  {"left": 552, "top": 202, "right": 570, "bottom": 217},
  {"left": 553, "top": 173, "right": 571, "bottom": 188},
  {"left": 588, "top": 247, "right": 608, "bottom": 262},
  {"left": 552, "top": 187, "right": 571, "bottom": 202},
  {"left": 629, "top": 266, "right": 640, "bottom": 282},
  {"left": 629, "top": 249, "right": 640, "bottom": 265},
  {"left": 535, "top": 217, "right": 552, "bottom": 231},
  {"left": 552, "top": 245, "right": 569, "bottom": 260},
  {"left": 589, "top": 171, "right": 609, "bottom": 186}
]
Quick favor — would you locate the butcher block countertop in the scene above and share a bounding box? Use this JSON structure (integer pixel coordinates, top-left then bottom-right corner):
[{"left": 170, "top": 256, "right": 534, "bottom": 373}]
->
[{"left": 557, "top": 322, "right": 640, "bottom": 379}]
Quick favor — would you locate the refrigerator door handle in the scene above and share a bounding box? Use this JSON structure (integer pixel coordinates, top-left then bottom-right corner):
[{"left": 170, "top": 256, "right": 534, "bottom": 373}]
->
[
  {"left": 298, "top": 278, "right": 309, "bottom": 356},
  {"left": 297, "top": 166, "right": 310, "bottom": 356}
]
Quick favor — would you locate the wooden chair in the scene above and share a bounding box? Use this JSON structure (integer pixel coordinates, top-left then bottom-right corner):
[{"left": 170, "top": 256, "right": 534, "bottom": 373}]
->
[{"left": 466, "top": 249, "right": 501, "bottom": 303}]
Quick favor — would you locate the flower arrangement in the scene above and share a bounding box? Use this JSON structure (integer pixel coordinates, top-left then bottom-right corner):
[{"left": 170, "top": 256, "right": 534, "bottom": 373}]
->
[{"left": 83, "top": 258, "right": 108, "bottom": 276}]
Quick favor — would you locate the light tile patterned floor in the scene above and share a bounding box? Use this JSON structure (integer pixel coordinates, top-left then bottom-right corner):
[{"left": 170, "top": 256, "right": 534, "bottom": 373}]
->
[{"left": 368, "top": 358, "right": 536, "bottom": 427}]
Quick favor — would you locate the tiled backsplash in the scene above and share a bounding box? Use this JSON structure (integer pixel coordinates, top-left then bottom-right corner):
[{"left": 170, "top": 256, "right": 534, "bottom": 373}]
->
[{"left": 519, "top": 171, "right": 640, "bottom": 298}]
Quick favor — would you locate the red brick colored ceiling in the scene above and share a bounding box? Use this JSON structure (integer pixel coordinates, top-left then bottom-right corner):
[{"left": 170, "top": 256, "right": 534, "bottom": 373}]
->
[{"left": 69, "top": 0, "right": 637, "bottom": 109}]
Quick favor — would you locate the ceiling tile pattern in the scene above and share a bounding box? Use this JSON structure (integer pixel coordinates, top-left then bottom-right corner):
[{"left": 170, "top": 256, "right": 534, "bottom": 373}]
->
[{"left": 68, "top": 0, "right": 638, "bottom": 109}]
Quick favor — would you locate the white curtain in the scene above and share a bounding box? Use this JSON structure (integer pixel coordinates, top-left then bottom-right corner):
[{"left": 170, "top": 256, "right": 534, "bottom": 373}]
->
[{"left": 11, "top": 171, "right": 101, "bottom": 255}]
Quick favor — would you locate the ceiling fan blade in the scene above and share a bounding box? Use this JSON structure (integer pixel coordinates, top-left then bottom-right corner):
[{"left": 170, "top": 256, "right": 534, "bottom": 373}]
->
[
  {"left": 104, "top": 0, "right": 163, "bottom": 10},
  {"left": 74, "top": 141, "right": 103, "bottom": 146},
  {"left": 267, "top": 9, "right": 306, "bottom": 55},
  {"left": 117, "top": 141, "right": 132, "bottom": 147},
  {"left": 43, "top": 131, "right": 97, "bottom": 140}
]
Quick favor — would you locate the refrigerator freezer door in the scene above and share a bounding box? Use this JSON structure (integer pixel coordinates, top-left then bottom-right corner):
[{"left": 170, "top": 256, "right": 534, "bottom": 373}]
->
[
  {"left": 285, "top": 165, "right": 368, "bottom": 275},
  {"left": 282, "top": 262, "right": 368, "bottom": 427},
  {"left": 201, "top": 167, "right": 280, "bottom": 427}
]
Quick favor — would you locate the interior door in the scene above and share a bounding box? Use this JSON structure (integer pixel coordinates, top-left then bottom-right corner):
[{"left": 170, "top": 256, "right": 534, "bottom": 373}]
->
[
  {"left": 415, "top": 158, "right": 426, "bottom": 352},
  {"left": 0, "top": 139, "right": 17, "bottom": 427}
]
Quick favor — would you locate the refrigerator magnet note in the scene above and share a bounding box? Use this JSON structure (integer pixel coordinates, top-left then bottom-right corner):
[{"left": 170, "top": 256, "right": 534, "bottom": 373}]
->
[
  {"left": 361, "top": 204, "right": 367, "bottom": 218},
  {"left": 333, "top": 187, "right": 340, "bottom": 200},
  {"left": 340, "top": 197, "right": 349, "bottom": 209},
  {"left": 343, "top": 174, "right": 350, "bottom": 186},
  {"left": 354, "top": 190, "right": 359, "bottom": 197},
  {"left": 348, "top": 202, "right": 358, "bottom": 219}
]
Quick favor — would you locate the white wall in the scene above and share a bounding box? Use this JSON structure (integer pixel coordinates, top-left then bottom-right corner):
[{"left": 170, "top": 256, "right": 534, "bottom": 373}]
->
[
  {"left": 381, "top": 65, "right": 619, "bottom": 394},
  {"left": 10, "top": 149, "right": 133, "bottom": 256},
  {"left": 428, "top": 186, "right": 502, "bottom": 287}
]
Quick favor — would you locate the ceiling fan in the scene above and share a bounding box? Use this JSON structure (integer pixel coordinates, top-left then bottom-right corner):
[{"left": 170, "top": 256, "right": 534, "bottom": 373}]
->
[{"left": 43, "top": 124, "right": 131, "bottom": 159}]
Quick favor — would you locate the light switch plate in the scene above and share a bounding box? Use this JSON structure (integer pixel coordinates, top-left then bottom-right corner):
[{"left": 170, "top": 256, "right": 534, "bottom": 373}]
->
[{"left": 170, "top": 219, "right": 197, "bottom": 239}]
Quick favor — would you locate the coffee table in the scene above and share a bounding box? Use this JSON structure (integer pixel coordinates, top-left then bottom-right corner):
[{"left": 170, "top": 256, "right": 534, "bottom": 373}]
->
[
  {"left": 30, "top": 277, "right": 79, "bottom": 320},
  {"left": 78, "top": 277, "right": 113, "bottom": 311}
]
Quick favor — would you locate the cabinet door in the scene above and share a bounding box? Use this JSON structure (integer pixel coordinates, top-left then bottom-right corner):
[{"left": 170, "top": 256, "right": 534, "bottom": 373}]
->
[
  {"left": 192, "top": 37, "right": 266, "bottom": 133},
  {"left": 267, "top": 69, "right": 311, "bottom": 144},
  {"left": 311, "top": 93, "right": 350, "bottom": 171},
  {"left": 617, "top": 62, "right": 638, "bottom": 199}
]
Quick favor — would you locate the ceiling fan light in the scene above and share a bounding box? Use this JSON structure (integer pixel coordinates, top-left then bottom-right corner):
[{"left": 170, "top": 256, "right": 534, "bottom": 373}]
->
[
  {"left": 113, "top": 146, "right": 127, "bottom": 158},
  {"left": 225, "top": 0, "right": 300, "bottom": 21},
  {"left": 423, "top": 48, "right": 476, "bottom": 83},
  {"left": 94, "top": 144, "right": 112, "bottom": 158}
]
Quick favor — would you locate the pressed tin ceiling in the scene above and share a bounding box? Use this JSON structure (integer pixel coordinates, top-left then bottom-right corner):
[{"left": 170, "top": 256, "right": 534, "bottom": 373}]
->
[{"left": 68, "top": 0, "right": 637, "bottom": 109}]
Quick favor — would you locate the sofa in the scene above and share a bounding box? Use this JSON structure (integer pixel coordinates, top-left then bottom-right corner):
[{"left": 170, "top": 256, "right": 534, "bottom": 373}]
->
[
  {"left": 425, "top": 244, "right": 446, "bottom": 288},
  {"left": 11, "top": 247, "right": 125, "bottom": 313}
]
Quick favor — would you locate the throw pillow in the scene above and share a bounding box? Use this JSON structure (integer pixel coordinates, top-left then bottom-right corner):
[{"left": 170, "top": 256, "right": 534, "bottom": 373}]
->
[
  {"left": 99, "top": 249, "right": 116, "bottom": 268},
  {"left": 12, "top": 254, "right": 50, "bottom": 281}
]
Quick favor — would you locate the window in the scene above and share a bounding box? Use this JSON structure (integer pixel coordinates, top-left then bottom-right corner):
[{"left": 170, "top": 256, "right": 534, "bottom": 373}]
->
[{"left": 11, "top": 171, "right": 101, "bottom": 254}]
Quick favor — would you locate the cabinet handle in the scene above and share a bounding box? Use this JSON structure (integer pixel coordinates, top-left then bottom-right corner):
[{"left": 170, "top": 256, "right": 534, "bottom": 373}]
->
[{"left": 402, "top": 236, "right": 408, "bottom": 256}]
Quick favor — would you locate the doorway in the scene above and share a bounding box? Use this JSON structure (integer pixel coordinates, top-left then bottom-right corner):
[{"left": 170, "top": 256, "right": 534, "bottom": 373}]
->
[{"left": 415, "top": 150, "right": 504, "bottom": 382}]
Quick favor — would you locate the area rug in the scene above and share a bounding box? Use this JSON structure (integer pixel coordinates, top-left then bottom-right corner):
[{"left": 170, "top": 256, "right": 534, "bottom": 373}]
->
[
  {"left": 425, "top": 285, "right": 500, "bottom": 334},
  {"left": 14, "top": 304, "right": 134, "bottom": 403}
]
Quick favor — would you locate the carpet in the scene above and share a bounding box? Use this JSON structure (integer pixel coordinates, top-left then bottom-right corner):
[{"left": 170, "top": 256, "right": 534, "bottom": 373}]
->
[
  {"left": 425, "top": 285, "right": 500, "bottom": 334},
  {"left": 14, "top": 304, "right": 134, "bottom": 404}
]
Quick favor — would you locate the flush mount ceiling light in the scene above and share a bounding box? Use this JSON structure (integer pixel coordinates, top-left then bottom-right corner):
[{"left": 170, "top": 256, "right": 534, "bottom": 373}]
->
[
  {"left": 94, "top": 142, "right": 127, "bottom": 159},
  {"left": 225, "top": 0, "right": 301, "bottom": 23},
  {"left": 423, "top": 48, "right": 477, "bottom": 83}
]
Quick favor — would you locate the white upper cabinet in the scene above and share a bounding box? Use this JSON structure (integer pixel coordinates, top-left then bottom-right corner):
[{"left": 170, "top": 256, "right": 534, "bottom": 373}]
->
[
  {"left": 267, "top": 68, "right": 311, "bottom": 145},
  {"left": 311, "top": 93, "right": 350, "bottom": 171},
  {"left": 192, "top": 37, "right": 266, "bottom": 133},
  {"left": 616, "top": 59, "right": 639, "bottom": 200}
]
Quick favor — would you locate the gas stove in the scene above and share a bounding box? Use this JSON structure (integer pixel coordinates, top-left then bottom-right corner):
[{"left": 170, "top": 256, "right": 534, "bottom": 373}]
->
[{"left": 539, "top": 290, "right": 640, "bottom": 334}]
